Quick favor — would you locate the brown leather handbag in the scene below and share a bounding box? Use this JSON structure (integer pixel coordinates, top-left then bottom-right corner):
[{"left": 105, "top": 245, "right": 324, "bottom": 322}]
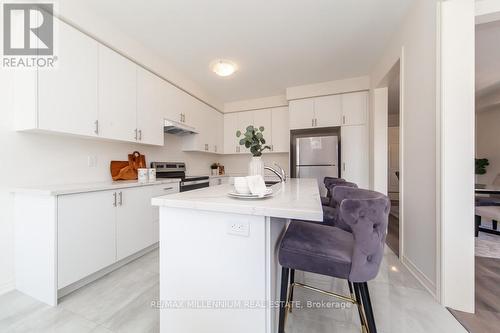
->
[{"left": 110, "top": 151, "right": 147, "bottom": 181}]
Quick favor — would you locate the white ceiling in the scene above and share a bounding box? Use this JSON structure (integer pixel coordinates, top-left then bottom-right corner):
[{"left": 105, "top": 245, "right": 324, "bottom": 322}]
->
[{"left": 79, "top": 0, "right": 414, "bottom": 103}]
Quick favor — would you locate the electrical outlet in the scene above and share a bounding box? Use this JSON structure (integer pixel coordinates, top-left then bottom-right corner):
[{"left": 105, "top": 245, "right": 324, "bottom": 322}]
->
[
  {"left": 227, "top": 220, "right": 250, "bottom": 237},
  {"left": 87, "top": 156, "right": 97, "bottom": 168}
]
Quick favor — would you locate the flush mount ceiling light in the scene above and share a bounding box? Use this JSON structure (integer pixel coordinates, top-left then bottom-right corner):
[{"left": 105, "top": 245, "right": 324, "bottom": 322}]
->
[{"left": 211, "top": 60, "right": 237, "bottom": 77}]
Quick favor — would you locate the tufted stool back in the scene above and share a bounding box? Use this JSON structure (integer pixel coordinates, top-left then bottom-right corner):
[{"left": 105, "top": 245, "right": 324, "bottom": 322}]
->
[
  {"left": 338, "top": 188, "right": 390, "bottom": 282},
  {"left": 324, "top": 177, "right": 346, "bottom": 198}
]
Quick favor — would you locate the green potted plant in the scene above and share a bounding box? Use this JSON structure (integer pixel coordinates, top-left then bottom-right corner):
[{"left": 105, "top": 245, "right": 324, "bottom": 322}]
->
[
  {"left": 475, "top": 158, "right": 489, "bottom": 175},
  {"left": 236, "top": 125, "right": 271, "bottom": 176}
]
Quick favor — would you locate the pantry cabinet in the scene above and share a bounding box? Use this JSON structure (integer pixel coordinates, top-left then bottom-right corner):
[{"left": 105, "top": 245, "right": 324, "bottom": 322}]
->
[{"left": 341, "top": 125, "right": 369, "bottom": 189}]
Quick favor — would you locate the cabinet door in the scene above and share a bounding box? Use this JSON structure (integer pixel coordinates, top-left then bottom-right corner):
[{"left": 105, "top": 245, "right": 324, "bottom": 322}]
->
[
  {"left": 116, "top": 186, "right": 155, "bottom": 260},
  {"left": 341, "top": 125, "right": 369, "bottom": 189},
  {"left": 342, "top": 91, "right": 368, "bottom": 126},
  {"left": 314, "top": 95, "right": 342, "bottom": 127},
  {"left": 271, "top": 107, "right": 290, "bottom": 153},
  {"left": 98, "top": 46, "right": 137, "bottom": 142},
  {"left": 163, "top": 82, "right": 185, "bottom": 123},
  {"left": 224, "top": 113, "right": 238, "bottom": 154},
  {"left": 289, "top": 99, "right": 314, "bottom": 129},
  {"left": 38, "top": 19, "right": 98, "bottom": 137},
  {"left": 137, "top": 68, "right": 166, "bottom": 146},
  {"left": 236, "top": 111, "right": 255, "bottom": 154},
  {"left": 151, "top": 183, "right": 180, "bottom": 243},
  {"left": 58, "top": 191, "right": 116, "bottom": 289},
  {"left": 253, "top": 109, "right": 272, "bottom": 151}
]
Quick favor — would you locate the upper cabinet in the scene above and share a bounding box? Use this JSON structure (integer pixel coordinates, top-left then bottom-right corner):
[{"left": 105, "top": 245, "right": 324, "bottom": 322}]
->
[
  {"left": 136, "top": 68, "right": 167, "bottom": 146},
  {"left": 271, "top": 107, "right": 289, "bottom": 153},
  {"left": 98, "top": 46, "right": 137, "bottom": 143},
  {"left": 341, "top": 91, "right": 368, "bottom": 126},
  {"left": 37, "top": 20, "right": 99, "bottom": 137},
  {"left": 223, "top": 107, "right": 289, "bottom": 154},
  {"left": 289, "top": 99, "right": 315, "bottom": 129},
  {"left": 314, "top": 95, "right": 342, "bottom": 127},
  {"left": 289, "top": 91, "right": 368, "bottom": 130}
]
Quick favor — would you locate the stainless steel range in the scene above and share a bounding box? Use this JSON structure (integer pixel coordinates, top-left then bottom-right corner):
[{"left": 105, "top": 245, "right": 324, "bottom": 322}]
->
[{"left": 151, "top": 162, "right": 209, "bottom": 192}]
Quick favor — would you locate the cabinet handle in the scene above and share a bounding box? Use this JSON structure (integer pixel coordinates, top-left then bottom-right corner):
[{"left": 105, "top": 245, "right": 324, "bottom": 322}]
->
[
  {"left": 139, "top": 129, "right": 142, "bottom": 141},
  {"left": 343, "top": 163, "right": 346, "bottom": 172},
  {"left": 119, "top": 191, "right": 123, "bottom": 206},
  {"left": 271, "top": 145, "right": 274, "bottom": 151},
  {"left": 113, "top": 192, "right": 117, "bottom": 207},
  {"left": 312, "top": 118, "right": 314, "bottom": 127},
  {"left": 205, "top": 144, "right": 208, "bottom": 151},
  {"left": 163, "top": 187, "right": 174, "bottom": 191},
  {"left": 236, "top": 146, "right": 240, "bottom": 153},
  {"left": 342, "top": 115, "right": 346, "bottom": 125},
  {"left": 214, "top": 145, "right": 217, "bottom": 153},
  {"left": 94, "top": 120, "right": 99, "bottom": 135},
  {"left": 134, "top": 129, "right": 138, "bottom": 140},
  {"left": 180, "top": 113, "right": 183, "bottom": 122}
]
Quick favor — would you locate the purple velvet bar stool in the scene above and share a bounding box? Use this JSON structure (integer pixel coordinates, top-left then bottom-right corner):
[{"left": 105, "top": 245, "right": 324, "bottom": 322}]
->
[
  {"left": 323, "top": 182, "right": 358, "bottom": 226},
  {"left": 321, "top": 177, "right": 346, "bottom": 206},
  {"left": 278, "top": 188, "right": 390, "bottom": 333}
]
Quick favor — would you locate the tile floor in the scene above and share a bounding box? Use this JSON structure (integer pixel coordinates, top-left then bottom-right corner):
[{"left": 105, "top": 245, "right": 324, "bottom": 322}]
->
[{"left": 0, "top": 247, "right": 466, "bottom": 333}]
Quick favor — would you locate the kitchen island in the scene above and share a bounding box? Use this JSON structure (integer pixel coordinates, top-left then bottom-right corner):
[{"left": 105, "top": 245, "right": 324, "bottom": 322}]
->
[{"left": 151, "top": 178, "right": 322, "bottom": 333}]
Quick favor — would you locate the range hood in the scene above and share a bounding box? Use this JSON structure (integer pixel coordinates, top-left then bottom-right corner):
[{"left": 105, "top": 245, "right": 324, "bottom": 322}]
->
[{"left": 164, "top": 119, "right": 198, "bottom": 135}]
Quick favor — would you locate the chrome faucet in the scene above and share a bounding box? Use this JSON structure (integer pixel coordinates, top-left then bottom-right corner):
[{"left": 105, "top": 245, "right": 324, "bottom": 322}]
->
[{"left": 264, "top": 163, "right": 287, "bottom": 182}]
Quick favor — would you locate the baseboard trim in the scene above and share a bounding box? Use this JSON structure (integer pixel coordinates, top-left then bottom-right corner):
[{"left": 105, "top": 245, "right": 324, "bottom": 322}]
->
[
  {"left": 0, "top": 280, "right": 15, "bottom": 296},
  {"left": 58, "top": 243, "right": 158, "bottom": 299},
  {"left": 401, "top": 255, "right": 437, "bottom": 298}
]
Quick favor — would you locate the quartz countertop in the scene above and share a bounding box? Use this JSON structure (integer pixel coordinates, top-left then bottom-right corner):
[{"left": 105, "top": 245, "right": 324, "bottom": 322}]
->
[
  {"left": 152, "top": 178, "right": 323, "bottom": 221},
  {"left": 13, "top": 179, "right": 181, "bottom": 196}
]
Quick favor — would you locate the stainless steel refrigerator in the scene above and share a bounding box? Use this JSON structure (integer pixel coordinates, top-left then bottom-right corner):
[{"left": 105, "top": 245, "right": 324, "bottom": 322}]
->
[{"left": 295, "top": 136, "right": 339, "bottom": 196}]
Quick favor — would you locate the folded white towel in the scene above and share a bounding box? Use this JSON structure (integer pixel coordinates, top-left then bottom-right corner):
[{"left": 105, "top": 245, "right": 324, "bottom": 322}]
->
[{"left": 246, "top": 175, "right": 267, "bottom": 196}]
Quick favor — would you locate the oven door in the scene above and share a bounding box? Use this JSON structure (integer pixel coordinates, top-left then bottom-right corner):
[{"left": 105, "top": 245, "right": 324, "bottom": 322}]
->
[{"left": 180, "top": 179, "right": 209, "bottom": 192}]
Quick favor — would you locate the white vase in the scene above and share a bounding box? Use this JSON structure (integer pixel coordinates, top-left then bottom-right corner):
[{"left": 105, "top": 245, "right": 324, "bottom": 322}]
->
[{"left": 248, "top": 156, "right": 264, "bottom": 176}]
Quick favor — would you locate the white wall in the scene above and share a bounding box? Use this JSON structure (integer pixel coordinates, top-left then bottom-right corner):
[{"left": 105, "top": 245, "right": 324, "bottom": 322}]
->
[
  {"left": 370, "top": 0, "right": 440, "bottom": 296},
  {"left": 286, "top": 76, "right": 370, "bottom": 100},
  {"left": 476, "top": 109, "right": 500, "bottom": 184}
]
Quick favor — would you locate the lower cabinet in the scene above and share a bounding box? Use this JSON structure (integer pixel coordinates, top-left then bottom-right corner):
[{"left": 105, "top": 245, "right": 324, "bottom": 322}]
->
[
  {"left": 57, "top": 183, "right": 179, "bottom": 290},
  {"left": 57, "top": 190, "right": 117, "bottom": 289}
]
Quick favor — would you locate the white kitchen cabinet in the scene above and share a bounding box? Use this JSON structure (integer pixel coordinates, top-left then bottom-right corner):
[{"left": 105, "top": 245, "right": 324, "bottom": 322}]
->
[
  {"left": 314, "top": 95, "right": 342, "bottom": 127},
  {"left": 137, "top": 68, "right": 167, "bottom": 146},
  {"left": 116, "top": 187, "right": 154, "bottom": 260},
  {"left": 271, "top": 107, "right": 290, "bottom": 153},
  {"left": 98, "top": 46, "right": 138, "bottom": 142},
  {"left": 342, "top": 91, "right": 368, "bottom": 126},
  {"left": 182, "top": 103, "right": 223, "bottom": 153},
  {"left": 15, "top": 181, "right": 180, "bottom": 306},
  {"left": 236, "top": 112, "right": 255, "bottom": 154},
  {"left": 253, "top": 109, "right": 273, "bottom": 152},
  {"left": 341, "top": 125, "right": 369, "bottom": 189},
  {"left": 38, "top": 20, "right": 99, "bottom": 137},
  {"left": 224, "top": 113, "right": 238, "bottom": 153},
  {"left": 289, "top": 99, "right": 315, "bottom": 129},
  {"left": 57, "top": 190, "right": 117, "bottom": 289}
]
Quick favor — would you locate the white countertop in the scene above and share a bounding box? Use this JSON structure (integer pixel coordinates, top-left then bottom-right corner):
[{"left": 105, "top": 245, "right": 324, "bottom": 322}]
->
[
  {"left": 13, "top": 179, "right": 181, "bottom": 196},
  {"left": 152, "top": 178, "right": 323, "bottom": 221}
]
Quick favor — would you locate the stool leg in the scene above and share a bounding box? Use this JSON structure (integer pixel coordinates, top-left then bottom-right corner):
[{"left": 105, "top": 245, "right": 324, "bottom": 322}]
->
[
  {"left": 493, "top": 220, "right": 498, "bottom": 231},
  {"left": 348, "top": 281, "right": 354, "bottom": 298},
  {"left": 278, "top": 267, "right": 289, "bottom": 333},
  {"left": 475, "top": 215, "right": 481, "bottom": 237},
  {"left": 359, "top": 282, "right": 377, "bottom": 333},
  {"left": 289, "top": 269, "right": 295, "bottom": 313},
  {"left": 353, "top": 283, "right": 368, "bottom": 333}
]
